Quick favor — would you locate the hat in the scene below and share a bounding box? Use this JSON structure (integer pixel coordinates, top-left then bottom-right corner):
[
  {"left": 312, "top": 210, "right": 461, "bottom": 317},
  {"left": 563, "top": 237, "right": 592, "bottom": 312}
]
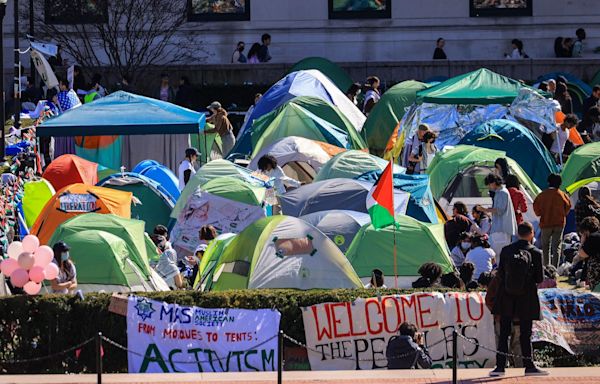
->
[
  {"left": 418, "top": 123, "right": 431, "bottom": 131},
  {"left": 196, "top": 243, "right": 208, "bottom": 253},
  {"left": 207, "top": 101, "right": 222, "bottom": 110},
  {"left": 53, "top": 241, "right": 71, "bottom": 253},
  {"left": 185, "top": 147, "right": 199, "bottom": 157}
]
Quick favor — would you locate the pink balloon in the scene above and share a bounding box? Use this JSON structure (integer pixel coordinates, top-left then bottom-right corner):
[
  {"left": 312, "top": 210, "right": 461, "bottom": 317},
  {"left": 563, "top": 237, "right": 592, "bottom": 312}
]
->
[
  {"left": 0, "top": 258, "right": 19, "bottom": 276},
  {"left": 23, "top": 281, "right": 41, "bottom": 295},
  {"left": 7, "top": 241, "right": 23, "bottom": 260},
  {"left": 34, "top": 246, "right": 54, "bottom": 267},
  {"left": 29, "top": 266, "right": 46, "bottom": 284},
  {"left": 22, "top": 235, "right": 40, "bottom": 253},
  {"left": 44, "top": 263, "right": 59, "bottom": 280},
  {"left": 10, "top": 268, "right": 29, "bottom": 288},
  {"left": 18, "top": 252, "right": 35, "bottom": 271}
]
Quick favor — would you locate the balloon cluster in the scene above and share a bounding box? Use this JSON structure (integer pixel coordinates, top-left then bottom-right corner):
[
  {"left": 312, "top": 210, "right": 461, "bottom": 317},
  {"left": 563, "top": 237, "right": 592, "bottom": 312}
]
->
[{"left": 0, "top": 235, "right": 58, "bottom": 295}]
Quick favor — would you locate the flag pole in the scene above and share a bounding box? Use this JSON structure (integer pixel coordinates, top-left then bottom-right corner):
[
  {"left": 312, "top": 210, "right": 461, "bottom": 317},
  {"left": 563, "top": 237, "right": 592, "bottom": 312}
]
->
[{"left": 391, "top": 156, "right": 398, "bottom": 289}]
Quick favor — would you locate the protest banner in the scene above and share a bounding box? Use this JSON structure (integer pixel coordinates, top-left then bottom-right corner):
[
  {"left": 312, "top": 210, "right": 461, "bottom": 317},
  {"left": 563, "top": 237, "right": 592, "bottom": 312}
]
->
[
  {"left": 127, "top": 296, "right": 281, "bottom": 373},
  {"left": 30, "top": 50, "right": 59, "bottom": 89},
  {"left": 302, "top": 291, "right": 496, "bottom": 370}
]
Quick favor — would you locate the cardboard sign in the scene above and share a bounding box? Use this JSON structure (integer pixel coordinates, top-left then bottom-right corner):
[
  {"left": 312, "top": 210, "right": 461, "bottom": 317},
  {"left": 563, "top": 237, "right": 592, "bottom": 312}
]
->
[{"left": 58, "top": 193, "right": 98, "bottom": 213}]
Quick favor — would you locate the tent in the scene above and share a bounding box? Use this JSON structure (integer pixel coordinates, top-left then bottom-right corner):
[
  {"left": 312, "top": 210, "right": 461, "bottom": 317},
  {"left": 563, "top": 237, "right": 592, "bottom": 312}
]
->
[
  {"left": 459, "top": 119, "right": 559, "bottom": 188},
  {"left": 537, "top": 72, "right": 592, "bottom": 97},
  {"left": 561, "top": 142, "right": 600, "bottom": 190},
  {"left": 98, "top": 173, "right": 176, "bottom": 233},
  {"left": 427, "top": 146, "right": 540, "bottom": 220},
  {"left": 300, "top": 210, "right": 370, "bottom": 253},
  {"left": 170, "top": 177, "right": 267, "bottom": 255},
  {"left": 194, "top": 233, "right": 237, "bottom": 291},
  {"left": 362, "top": 80, "right": 429, "bottom": 156},
  {"left": 31, "top": 184, "right": 133, "bottom": 244},
  {"left": 288, "top": 57, "right": 354, "bottom": 92},
  {"left": 235, "top": 70, "right": 366, "bottom": 154},
  {"left": 22, "top": 179, "right": 55, "bottom": 229},
  {"left": 172, "top": 159, "right": 269, "bottom": 219},
  {"left": 206, "top": 216, "right": 363, "bottom": 291},
  {"left": 357, "top": 171, "right": 440, "bottom": 224},
  {"left": 42, "top": 154, "right": 98, "bottom": 192},
  {"left": 242, "top": 96, "right": 367, "bottom": 158},
  {"left": 279, "top": 178, "right": 410, "bottom": 217},
  {"left": 48, "top": 213, "right": 168, "bottom": 292},
  {"left": 247, "top": 136, "right": 344, "bottom": 184},
  {"left": 137, "top": 164, "right": 180, "bottom": 201},
  {"left": 564, "top": 177, "right": 600, "bottom": 233},
  {"left": 314, "top": 150, "right": 403, "bottom": 182},
  {"left": 345, "top": 215, "right": 454, "bottom": 288},
  {"left": 37, "top": 91, "right": 207, "bottom": 171}
]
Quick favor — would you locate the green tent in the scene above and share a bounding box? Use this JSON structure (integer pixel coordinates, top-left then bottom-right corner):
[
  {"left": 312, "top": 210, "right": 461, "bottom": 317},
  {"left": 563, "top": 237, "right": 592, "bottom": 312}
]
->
[
  {"left": 363, "top": 81, "right": 429, "bottom": 156},
  {"left": 208, "top": 216, "right": 362, "bottom": 291},
  {"left": 194, "top": 233, "right": 237, "bottom": 291},
  {"left": 201, "top": 176, "right": 266, "bottom": 206},
  {"left": 288, "top": 57, "right": 354, "bottom": 92},
  {"left": 250, "top": 96, "right": 367, "bottom": 157},
  {"left": 314, "top": 150, "right": 399, "bottom": 181},
  {"left": 172, "top": 159, "right": 266, "bottom": 219},
  {"left": 22, "top": 179, "right": 55, "bottom": 228},
  {"left": 49, "top": 213, "right": 160, "bottom": 278},
  {"left": 58, "top": 230, "right": 167, "bottom": 292},
  {"left": 561, "top": 142, "right": 600, "bottom": 190},
  {"left": 416, "top": 68, "right": 545, "bottom": 105},
  {"left": 345, "top": 215, "right": 454, "bottom": 288},
  {"left": 427, "top": 145, "right": 540, "bottom": 200}
]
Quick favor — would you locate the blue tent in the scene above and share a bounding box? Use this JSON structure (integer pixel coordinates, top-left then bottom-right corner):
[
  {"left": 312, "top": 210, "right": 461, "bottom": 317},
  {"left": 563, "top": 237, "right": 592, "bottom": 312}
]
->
[
  {"left": 537, "top": 72, "right": 592, "bottom": 96},
  {"left": 133, "top": 160, "right": 180, "bottom": 201},
  {"left": 357, "top": 171, "right": 438, "bottom": 224},
  {"left": 133, "top": 160, "right": 160, "bottom": 173},
  {"left": 459, "top": 119, "right": 559, "bottom": 188}
]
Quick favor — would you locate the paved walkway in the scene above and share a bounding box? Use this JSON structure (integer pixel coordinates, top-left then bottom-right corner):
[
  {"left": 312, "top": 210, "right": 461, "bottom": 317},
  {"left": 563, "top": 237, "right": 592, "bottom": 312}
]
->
[{"left": 1, "top": 368, "right": 600, "bottom": 384}]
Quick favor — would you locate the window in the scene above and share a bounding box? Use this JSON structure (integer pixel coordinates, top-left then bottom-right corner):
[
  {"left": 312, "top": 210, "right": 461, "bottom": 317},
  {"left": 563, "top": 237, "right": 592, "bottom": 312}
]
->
[
  {"left": 188, "top": 0, "right": 251, "bottom": 22},
  {"left": 470, "top": 0, "right": 533, "bottom": 17},
  {"left": 44, "top": 0, "right": 108, "bottom": 24},
  {"left": 328, "top": 0, "right": 391, "bottom": 20}
]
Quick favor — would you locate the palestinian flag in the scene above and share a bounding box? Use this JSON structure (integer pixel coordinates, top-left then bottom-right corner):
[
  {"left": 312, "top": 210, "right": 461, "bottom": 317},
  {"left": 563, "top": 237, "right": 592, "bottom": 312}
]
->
[{"left": 366, "top": 161, "right": 395, "bottom": 229}]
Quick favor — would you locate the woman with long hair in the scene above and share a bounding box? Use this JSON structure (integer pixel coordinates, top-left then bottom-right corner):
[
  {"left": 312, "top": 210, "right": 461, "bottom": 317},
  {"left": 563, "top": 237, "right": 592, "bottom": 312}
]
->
[
  {"left": 50, "top": 242, "right": 77, "bottom": 294},
  {"left": 505, "top": 174, "right": 527, "bottom": 225},
  {"left": 464, "top": 234, "right": 496, "bottom": 279},
  {"left": 575, "top": 186, "right": 600, "bottom": 230},
  {"left": 472, "top": 205, "right": 492, "bottom": 235}
]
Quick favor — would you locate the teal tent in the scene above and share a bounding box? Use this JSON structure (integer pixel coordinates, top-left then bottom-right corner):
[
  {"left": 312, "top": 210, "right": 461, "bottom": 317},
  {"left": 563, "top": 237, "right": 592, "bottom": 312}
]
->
[{"left": 288, "top": 57, "right": 354, "bottom": 92}]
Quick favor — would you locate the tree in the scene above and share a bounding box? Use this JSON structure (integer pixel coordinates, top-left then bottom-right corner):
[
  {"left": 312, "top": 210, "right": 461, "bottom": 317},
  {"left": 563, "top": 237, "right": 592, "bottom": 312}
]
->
[{"left": 29, "top": 0, "right": 209, "bottom": 81}]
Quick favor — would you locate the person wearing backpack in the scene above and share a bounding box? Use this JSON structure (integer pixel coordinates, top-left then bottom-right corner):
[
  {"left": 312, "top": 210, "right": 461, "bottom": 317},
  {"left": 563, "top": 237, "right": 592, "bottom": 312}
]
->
[{"left": 490, "top": 222, "right": 547, "bottom": 377}]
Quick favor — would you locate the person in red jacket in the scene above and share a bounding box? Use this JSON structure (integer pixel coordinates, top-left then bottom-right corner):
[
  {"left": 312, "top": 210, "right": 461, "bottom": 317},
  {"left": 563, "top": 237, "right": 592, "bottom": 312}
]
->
[{"left": 506, "top": 175, "right": 528, "bottom": 225}]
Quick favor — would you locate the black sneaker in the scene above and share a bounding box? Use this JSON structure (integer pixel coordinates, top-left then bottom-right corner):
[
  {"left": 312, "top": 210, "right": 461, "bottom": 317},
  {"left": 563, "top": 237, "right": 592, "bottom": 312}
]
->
[
  {"left": 525, "top": 367, "right": 549, "bottom": 376},
  {"left": 489, "top": 367, "right": 505, "bottom": 377}
]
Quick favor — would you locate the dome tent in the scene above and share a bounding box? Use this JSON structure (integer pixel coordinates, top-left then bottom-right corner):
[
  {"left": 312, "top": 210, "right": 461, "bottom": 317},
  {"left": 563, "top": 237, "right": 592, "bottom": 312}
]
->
[
  {"left": 288, "top": 57, "right": 354, "bottom": 92},
  {"left": 300, "top": 210, "right": 370, "bottom": 253},
  {"left": 42, "top": 154, "right": 98, "bottom": 192},
  {"left": 314, "top": 150, "right": 403, "bottom": 182},
  {"left": 194, "top": 233, "right": 237, "bottom": 291},
  {"left": 560, "top": 142, "right": 600, "bottom": 190},
  {"left": 133, "top": 160, "right": 180, "bottom": 201},
  {"left": 207, "top": 216, "right": 363, "bottom": 291},
  {"left": 22, "top": 179, "right": 55, "bottom": 228},
  {"left": 564, "top": 177, "right": 600, "bottom": 233}
]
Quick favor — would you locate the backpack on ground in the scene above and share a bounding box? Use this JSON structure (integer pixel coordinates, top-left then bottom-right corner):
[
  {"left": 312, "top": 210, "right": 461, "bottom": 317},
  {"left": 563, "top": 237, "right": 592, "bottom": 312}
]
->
[{"left": 504, "top": 247, "right": 532, "bottom": 295}]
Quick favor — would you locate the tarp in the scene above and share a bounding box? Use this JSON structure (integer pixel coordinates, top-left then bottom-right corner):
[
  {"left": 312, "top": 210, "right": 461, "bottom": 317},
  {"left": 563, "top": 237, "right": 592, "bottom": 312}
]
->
[
  {"left": 235, "top": 70, "right": 366, "bottom": 153},
  {"left": 279, "top": 178, "right": 410, "bottom": 218},
  {"left": 459, "top": 119, "right": 559, "bottom": 188},
  {"left": 32, "top": 184, "right": 133, "bottom": 245},
  {"left": 288, "top": 57, "right": 354, "bottom": 92},
  {"left": 561, "top": 142, "right": 600, "bottom": 190},
  {"left": 416, "top": 68, "right": 545, "bottom": 105},
  {"left": 362, "top": 81, "right": 429, "bottom": 155},
  {"left": 345, "top": 215, "right": 454, "bottom": 288},
  {"left": 314, "top": 150, "right": 404, "bottom": 182},
  {"left": 42, "top": 154, "right": 98, "bottom": 192},
  {"left": 246, "top": 96, "right": 367, "bottom": 157},
  {"left": 208, "top": 216, "right": 363, "bottom": 291},
  {"left": 22, "top": 179, "right": 55, "bottom": 229},
  {"left": 300, "top": 210, "right": 370, "bottom": 253}
]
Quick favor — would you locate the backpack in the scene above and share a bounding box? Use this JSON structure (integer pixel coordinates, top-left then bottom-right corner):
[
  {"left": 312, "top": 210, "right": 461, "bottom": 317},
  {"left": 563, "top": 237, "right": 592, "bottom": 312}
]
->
[{"left": 504, "top": 247, "right": 532, "bottom": 295}]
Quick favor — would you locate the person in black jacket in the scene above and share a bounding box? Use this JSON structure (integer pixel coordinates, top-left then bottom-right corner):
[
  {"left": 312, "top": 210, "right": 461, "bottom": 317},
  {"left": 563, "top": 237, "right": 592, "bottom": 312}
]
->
[
  {"left": 489, "top": 222, "right": 548, "bottom": 377},
  {"left": 433, "top": 38, "right": 447, "bottom": 60},
  {"left": 386, "top": 322, "right": 432, "bottom": 369}
]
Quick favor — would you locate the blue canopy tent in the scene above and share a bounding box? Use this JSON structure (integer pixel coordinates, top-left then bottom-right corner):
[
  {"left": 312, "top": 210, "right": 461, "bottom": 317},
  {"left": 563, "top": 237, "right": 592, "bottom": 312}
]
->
[
  {"left": 459, "top": 119, "right": 559, "bottom": 189},
  {"left": 37, "top": 91, "right": 206, "bottom": 171}
]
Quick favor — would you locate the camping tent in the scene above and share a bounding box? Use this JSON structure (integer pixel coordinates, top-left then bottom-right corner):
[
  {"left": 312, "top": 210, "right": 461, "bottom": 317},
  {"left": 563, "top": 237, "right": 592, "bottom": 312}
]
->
[
  {"left": 42, "top": 154, "right": 98, "bottom": 192},
  {"left": 98, "top": 173, "right": 176, "bottom": 233},
  {"left": 459, "top": 119, "right": 559, "bottom": 188},
  {"left": 241, "top": 96, "right": 367, "bottom": 157},
  {"left": 564, "top": 177, "right": 600, "bottom": 233},
  {"left": 288, "top": 57, "right": 354, "bottom": 92},
  {"left": 22, "top": 179, "right": 55, "bottom": 228},
  {"left": 235, "top": 70, "right": 366, "bottom": 153},
  {"left": 345, "top": 215, "right": 454, "bottom": 288},
  {"left": 31, "top": 184, "right": 133, "bottom": 244},
  {"left": 170, "top": 177, "right": 267, "bottom": 255},
  {"left": 362, "top": 80, "right": 429, "bottom": 156},
  {"left": 194, "top": 233, "right": 237, "bottom": 291},
  {"left": 561, "top": 142, "right": 600, "bottom": 190},
  {"left": 48, "top": 213, "right": 168, "bottom": 291},
  {"left": 172, "top": 159, "right": 269, "bottom": 219},
  {"left": 247, "top": 136, "right": 343, "bottom": 184},
  {"left": 133, "top": 160, "right": 180, "bottom": 201},
  {"left": 279, "top": 178, "right": 410, "bottom": 217},
  {"left": 206, "top": 216, "right": 363, "bottom": 291},
  {"left": 37, "top": 91, "right": 207, "bottom": 171},
  {"left": 300, "top": 210, "right": 370, "bottom": 253},
  {"left": 314, "top": 150, "right": 403, "bottom": 182}
]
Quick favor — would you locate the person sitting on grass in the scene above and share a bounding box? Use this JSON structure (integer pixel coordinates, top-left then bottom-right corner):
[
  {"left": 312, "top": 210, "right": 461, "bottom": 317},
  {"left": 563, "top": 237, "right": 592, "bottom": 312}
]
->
[
  {"left": 412, "top": 262, "right": 442, "bottom": 288},
  {"left": 386, "top": 322, "right": 432, "bottom": 369}
]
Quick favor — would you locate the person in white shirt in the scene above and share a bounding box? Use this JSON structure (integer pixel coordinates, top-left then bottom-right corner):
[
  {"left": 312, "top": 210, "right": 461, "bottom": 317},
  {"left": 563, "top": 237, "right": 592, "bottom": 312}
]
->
[
  {"left": 257, "top": 155, "right": 301, "bottom": 195},
  {"left": 464, "top": 234, "right": 496, "bottom": 279},
  {"left": 178, "top": 147, "right": 199, "bottom": 191},
  {"left": 450, "top": 232, "right": 472, "bottom": 268},
  {"left": 550, "top": 114, "right": 578, "bottom": 165},
  {"left": 363, "top": 76, "right": 381, "bottom": 115}
]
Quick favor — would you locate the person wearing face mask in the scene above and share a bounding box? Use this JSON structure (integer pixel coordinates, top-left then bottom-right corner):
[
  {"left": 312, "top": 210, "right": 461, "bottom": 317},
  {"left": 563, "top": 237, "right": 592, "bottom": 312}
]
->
[
  {"left": 50, "top": 242, "right": 77, "bottom": 294},
  {"left": 450, "top": 232, "right": 472, "bottom": 268},
  {"left": 231, "top": 41, "right": 247, "bottom": 63}
]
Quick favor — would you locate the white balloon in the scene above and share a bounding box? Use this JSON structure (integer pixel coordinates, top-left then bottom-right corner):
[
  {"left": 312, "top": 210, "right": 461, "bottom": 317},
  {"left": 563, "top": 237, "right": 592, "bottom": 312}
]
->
[{"left": 7, "top": 242, "right": 23, "bottom": 260}]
